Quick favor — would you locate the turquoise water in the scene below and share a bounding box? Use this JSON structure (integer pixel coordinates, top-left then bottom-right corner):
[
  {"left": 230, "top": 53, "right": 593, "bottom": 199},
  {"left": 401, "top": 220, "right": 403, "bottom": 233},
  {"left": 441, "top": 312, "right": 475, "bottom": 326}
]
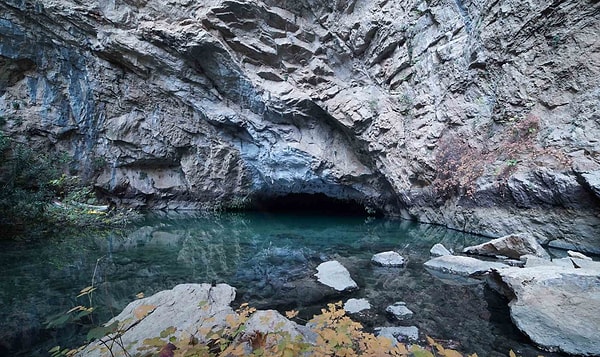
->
[{"left": 0, "top": 212, "right": 559, "bottom": 356}]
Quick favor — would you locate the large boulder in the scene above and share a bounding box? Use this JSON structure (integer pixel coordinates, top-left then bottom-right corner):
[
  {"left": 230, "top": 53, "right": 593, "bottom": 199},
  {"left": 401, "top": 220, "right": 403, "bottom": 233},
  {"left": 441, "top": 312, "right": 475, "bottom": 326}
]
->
[
  {"left": 493, "top": 266, "right": 600, "bottom": 356},
  {"left": 462, "top": 233, "right": 550, "bottom": 259},
  {"left": 424, "top": 255, "right": 509, "bottom": 277},
  {"left": 77, "top": 283, "right": 236, "bottom": 356},
  {"left": 314, "top": 260, "right": 358, "bottom": 292}
]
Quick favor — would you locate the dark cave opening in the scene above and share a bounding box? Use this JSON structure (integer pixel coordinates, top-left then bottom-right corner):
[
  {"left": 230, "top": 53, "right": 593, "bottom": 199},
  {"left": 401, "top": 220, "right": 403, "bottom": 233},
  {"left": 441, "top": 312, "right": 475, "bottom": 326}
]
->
[{"left": 247, "top": 193, "right": 380, "bottom": 216}]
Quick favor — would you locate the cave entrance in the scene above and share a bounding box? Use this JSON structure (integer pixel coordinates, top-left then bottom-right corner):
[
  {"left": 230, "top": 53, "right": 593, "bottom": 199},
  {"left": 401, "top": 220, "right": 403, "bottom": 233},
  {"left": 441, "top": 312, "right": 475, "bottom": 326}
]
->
[{"left": 248, "top": 193, "right": 379, "bottom": 216}]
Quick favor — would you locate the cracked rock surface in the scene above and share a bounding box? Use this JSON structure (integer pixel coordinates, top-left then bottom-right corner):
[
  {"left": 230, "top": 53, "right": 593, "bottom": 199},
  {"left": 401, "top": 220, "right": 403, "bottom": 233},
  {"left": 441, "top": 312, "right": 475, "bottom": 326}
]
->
[{"left": 1, "top": 0, "right": 599, "bottom": 250}]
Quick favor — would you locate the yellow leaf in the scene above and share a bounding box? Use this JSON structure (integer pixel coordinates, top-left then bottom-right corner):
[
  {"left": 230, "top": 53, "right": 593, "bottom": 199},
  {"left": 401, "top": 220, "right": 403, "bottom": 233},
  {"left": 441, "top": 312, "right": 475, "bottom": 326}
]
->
[
  {"left": 285, "top": 310, "right": 299, "bottom": 319},
  {"left": 442, "top": 349, "right": 464, "bottom": 357},
  {"left": 77, "top": 286, "right": 96, "bottom": 297},
  {"left": 135, "top": 292, "right": 144, "bottom": 299},
  {"left": 509, "top": 350, "right": 517, "bottom": 357},
  {"left": 67, "top": 305, "right": 86, "bottom": 313},
  {"left": 133, "top": 304, "right": 156, "bottom": 320}
]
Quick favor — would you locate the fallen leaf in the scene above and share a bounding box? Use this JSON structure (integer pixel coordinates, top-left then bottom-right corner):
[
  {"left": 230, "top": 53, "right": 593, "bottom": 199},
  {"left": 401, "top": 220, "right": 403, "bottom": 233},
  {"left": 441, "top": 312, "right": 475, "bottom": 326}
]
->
[{"left": 134, "top": 304, "right": 156, "bottom": 320}]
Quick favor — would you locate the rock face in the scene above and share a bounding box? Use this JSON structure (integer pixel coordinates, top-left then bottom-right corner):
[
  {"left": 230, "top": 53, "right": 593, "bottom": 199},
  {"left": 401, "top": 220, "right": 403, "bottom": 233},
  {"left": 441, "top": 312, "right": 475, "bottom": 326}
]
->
[
  {"left": 462, "top": 233, "right": 550, "bottom": 259},
  {"left": 493, "top": 266, "right": 600, "bottom": 356},
  {"left": 1, "top": 0, "right": 600, "bottom": 250}
]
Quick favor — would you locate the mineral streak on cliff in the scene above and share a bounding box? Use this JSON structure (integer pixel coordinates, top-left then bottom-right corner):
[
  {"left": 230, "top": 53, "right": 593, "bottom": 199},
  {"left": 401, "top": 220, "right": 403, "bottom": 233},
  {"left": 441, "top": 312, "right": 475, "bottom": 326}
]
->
[{"left": 1, "top": 0, "right": 599, "bottom": 252}]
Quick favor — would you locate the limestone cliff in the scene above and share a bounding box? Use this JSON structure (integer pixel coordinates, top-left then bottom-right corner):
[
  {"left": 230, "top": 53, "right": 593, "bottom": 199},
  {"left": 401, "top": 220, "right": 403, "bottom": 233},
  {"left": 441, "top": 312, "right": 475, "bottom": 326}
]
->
[{"left": 1, "top": 0, "right": 599, "bottom": 252}]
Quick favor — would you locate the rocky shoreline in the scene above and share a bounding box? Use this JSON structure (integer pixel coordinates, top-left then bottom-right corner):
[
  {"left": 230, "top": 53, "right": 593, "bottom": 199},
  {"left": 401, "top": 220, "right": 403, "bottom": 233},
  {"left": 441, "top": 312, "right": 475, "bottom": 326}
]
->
[{"left": 76, "top": 233, "right": 599, "bottom": 357}]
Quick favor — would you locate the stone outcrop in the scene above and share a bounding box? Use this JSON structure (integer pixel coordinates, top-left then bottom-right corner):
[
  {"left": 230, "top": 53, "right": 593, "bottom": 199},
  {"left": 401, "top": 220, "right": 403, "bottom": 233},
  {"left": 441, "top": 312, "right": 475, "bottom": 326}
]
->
[
  {"left": 493, "top": 265, "right": 600, "bottom": 356},
  {"left": 1, "top": 0, "right": 600, "bottom": 251},
  {"left": 462, "top": 233, "right": 550, "bottom": 259}
]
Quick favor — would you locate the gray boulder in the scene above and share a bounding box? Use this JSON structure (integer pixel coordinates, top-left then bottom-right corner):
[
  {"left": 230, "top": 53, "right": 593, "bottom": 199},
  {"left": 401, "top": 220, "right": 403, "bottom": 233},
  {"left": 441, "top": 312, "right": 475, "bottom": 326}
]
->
[
  {"left": 314, "top": 260, "right": 358, "bottom": 292},
  {"left": 385, "top": 302, "right": 413, "bottom": 320},
  {"left": 371, "top": 251, "right": 405, "bottom": 267},
  {"left": 430, "top": 243, "right": 452, "bottom": 257},
  {"left": 343, "top": 298, "right": 371, "bottom": 314},
  {"left": 462, "top": 233, "right": 550, "bottom": 259},
  {"left": 78, "top": 283, "right": 236, "bottom": 356},
  {"left": 374, "top": 326, "right": 419, "bottom": 343},
  {"left": 424, "top": 255, "right": 509, "bottom": 277},
  {"left": 494, "top": 266, "right": 600, "bottom": 356}
]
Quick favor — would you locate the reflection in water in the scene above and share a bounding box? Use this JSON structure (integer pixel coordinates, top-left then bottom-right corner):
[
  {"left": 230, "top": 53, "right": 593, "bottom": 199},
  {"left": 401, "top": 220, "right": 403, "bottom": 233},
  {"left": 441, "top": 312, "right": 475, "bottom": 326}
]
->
[{"left": 0, "top": 212, "right": 556, "bottom": 356}]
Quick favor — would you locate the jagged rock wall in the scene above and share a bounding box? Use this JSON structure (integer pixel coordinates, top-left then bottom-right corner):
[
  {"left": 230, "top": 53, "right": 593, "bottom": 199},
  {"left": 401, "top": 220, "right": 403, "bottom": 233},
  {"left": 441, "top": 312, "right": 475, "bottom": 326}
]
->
[{"left": 1, "top": 0, "right": 599, "bottom": 252}]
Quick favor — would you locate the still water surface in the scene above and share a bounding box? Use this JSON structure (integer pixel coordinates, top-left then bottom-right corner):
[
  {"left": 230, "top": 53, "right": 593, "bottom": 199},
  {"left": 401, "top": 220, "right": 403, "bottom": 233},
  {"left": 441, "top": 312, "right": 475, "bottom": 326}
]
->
[{"left": 0, "top": 212, "right": 561, "bottom": 356}]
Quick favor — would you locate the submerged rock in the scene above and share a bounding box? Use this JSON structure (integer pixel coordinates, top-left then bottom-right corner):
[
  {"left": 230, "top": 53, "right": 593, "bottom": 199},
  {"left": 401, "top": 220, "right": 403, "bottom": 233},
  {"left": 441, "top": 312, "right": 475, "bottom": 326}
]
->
[
  {"left": 371, "top": 251, "right": 405, "bottom": 267},
  {"left": 493, "top": 266, "right": 600, "bottom": 356},
  {"left": 424, "top": 255, "right": 509, "bottom": 277},
  {"left": 462, "top": 233, "right": 550, "bottom": 259},
  {"left": 314, "top": 260, "right": 358, "bottom": 292}
]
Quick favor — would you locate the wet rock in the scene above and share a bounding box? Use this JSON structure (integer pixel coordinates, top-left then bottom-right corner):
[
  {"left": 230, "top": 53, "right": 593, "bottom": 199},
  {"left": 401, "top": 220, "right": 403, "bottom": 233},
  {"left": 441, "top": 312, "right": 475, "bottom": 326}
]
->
[
  {"left": 344, "top": 298, "right": 371, "bottom": 314},
  {"left": 385, "top": 302, "right": 413, "bottom": 320},
  {"left": 493, "top": 266, "right": 600, "bottom": 356},
  {"left": 314, "top": 260, "right": 358, "bottom": 292},
  {"left": 430, "top": 243, "right": 452, "bottom": 257},
  {"left": 374, "top": 326, "right": 419, "bottom": 343},
  {"left": 371, "top": 251, "right": 405, "bottom": 267},
  {"left": 424, "top": 255, "right": 509, "bottom": 277},
  {"left": 462, "top": 233, "right": 550, "bottom": 260}
]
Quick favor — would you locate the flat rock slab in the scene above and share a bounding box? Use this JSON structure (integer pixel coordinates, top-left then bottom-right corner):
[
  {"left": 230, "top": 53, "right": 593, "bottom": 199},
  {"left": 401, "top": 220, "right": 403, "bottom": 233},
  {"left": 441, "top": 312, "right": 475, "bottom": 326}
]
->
[
  {"left": 463, "top": 233, "right": 550, "bottom": 259},
  {"left": 495, "top": 266, "right": 600, "bottom": 356},
  {"left": 344, "top": 298, "right": 371, "bottom": 314},
  {"left": 424, "top": 255, "right": 508, "bottom": 277},
  {"left": 314, "top": 260, "right": 358, "bottom": 291},
  {"left": 371, "top": 251, "right": 405, "bottom": 267}
]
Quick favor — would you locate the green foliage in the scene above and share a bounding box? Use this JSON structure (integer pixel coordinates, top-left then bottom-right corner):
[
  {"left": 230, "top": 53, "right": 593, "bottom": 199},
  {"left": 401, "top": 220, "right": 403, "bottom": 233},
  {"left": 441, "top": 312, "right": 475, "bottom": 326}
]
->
[{"left": 0, "top": 132, "right": 133, "bottom": 238}]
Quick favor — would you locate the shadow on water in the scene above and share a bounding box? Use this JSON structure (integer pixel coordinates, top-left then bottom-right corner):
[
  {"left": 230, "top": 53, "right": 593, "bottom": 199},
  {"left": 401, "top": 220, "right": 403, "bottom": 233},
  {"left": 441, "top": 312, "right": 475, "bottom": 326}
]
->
[{"left": 0, "top": 212, "right": 565, "bottom": 356}]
